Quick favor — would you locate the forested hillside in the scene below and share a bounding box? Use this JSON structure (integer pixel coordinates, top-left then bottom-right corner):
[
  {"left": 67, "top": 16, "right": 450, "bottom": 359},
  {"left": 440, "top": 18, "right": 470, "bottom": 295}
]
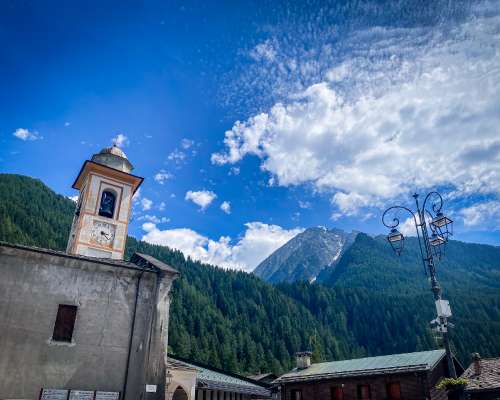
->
[{"left": 1, "top": 173, "right": 499, "bottom": 374}]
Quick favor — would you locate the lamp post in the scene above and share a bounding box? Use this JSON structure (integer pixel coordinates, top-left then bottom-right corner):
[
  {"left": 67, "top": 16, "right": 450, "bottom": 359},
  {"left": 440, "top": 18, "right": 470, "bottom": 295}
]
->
[{"left": 382, "top": 191, "right": 457, "bottom": 378}]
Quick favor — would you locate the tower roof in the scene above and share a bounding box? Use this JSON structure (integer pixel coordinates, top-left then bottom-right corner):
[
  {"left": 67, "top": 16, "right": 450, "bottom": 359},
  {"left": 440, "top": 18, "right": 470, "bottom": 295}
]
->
[
  {"left": 98, "top": 145, "right": 129, "bottom": 159},
  {"left": 91, "top": 144, "right": 133, "bottom": 173}
]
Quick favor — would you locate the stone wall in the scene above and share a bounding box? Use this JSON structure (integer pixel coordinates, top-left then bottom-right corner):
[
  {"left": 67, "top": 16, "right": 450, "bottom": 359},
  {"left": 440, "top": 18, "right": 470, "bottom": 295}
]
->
[{"left": 0, "top": 244, "right": 159, "bottom": 400}]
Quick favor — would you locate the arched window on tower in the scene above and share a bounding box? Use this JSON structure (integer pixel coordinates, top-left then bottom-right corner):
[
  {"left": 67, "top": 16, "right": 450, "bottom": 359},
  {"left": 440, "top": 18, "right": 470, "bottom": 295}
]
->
[{"left": 98, "top": 190, "right": 116, "bottom": 218}]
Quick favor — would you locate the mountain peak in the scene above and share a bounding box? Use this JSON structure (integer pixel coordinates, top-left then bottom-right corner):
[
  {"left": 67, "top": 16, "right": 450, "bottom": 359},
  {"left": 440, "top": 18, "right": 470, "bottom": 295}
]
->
[{"left": 253, "top": 226, "right": 357, "bottom": 283}]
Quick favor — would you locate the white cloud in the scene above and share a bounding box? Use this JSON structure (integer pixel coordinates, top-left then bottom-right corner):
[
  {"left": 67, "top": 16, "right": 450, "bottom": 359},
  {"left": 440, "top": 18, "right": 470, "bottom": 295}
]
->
[
  {"left": 13, "top": 128, "right": 41, "bottom": 141},
  {"left": 68, "top": 195, "right": 79, "bottom": 202},
  {"left": 64, "top": 122, "right": 71, "bottom": 127},
  {"left": 298, "top": 200, "right": 311, "bottom": 209},
  {"left": 181, "top": 138, "right": 195, "bottom": 149},
  {"left": 250, "top": 40, "right": 277, "bottom": 62},
  {"left": 141, "top": 221, "right": 303, "bottom": 271},
  {"left": 138, "top": 214, "right": 170, "bottom": 224},
  {"left": 213, "top": 6, "right": 500, "bottom": 218},
  {"left": 141, "top": 197, "right": 153, "bottom": 211},
  {"left": 112, "top": 133, "right": 129, "bottom": 147},
  {"left": 229, "top": 167, "right": 240, "bottom": 176},
  {"left": 158, "top": 201, "right": 166, "bottom": 211},
  {"left": 460, "top": 201, "right": 500, "bottom": 230},
  {"left": 154, "top": 170, "right": 173, "bottom": 184},
  {"left": 168, "top": 149, "right": 186, "bottom": 164},
  {"left": 132, "top": 187, "right": 142, "bottom": 203},
  {"left": 185, "top": 190, "right": 217, "bottom": 210},
  {"left": 220, "top": 201, "right": 231, "bottom": 214}
]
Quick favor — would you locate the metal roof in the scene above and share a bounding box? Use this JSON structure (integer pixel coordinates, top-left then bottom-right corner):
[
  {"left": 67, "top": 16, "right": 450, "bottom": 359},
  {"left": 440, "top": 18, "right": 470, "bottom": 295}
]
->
[
  {"left": 168, "top": 356, "right": 271, "bottom": 397},
  {"left": 276, "top": 350, "right": 446, "bottom": 383}
]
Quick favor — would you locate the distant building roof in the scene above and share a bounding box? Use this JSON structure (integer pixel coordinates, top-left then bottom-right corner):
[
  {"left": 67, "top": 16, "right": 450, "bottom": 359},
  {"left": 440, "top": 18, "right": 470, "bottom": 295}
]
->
[
  {"left": 248, "top": 373, "right": 278, "bottom": 382},
  {"left": 462, "top": 357, "right": 500, "bottom": 392},
  {"left": 168, "top": 355, "right": 271, "bottom": 397},
  {"left": 276, "top": 350, "right": 446, "bottom": 383}
]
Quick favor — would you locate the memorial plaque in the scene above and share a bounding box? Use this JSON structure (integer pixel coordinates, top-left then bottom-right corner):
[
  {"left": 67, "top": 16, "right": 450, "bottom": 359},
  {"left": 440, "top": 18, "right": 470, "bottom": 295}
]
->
[
  {"left": 69, "top": 390, "right": 95, "bottom": 400},
  {"left": 40, "top": 389, "right": 69, "bottom": 400},
  {"left": 95, "top": 392, "right": 120, "bottom": 400}
]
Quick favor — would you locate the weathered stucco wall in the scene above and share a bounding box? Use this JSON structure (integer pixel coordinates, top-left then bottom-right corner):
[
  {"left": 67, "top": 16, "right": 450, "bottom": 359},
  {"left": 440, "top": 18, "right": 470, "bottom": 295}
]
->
[{"left": 0, "top": 245, "right": 158, "bottom": 400}]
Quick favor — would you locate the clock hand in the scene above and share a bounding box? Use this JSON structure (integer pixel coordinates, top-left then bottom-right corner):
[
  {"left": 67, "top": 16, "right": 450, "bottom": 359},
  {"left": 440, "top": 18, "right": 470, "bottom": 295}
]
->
[{"left": 100, "top": 231, "right": 110, "bottom": 239}]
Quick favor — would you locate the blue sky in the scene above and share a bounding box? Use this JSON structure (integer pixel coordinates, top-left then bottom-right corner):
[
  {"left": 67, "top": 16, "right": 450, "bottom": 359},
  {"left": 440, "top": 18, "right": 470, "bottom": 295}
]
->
[{"left": 1, "top": 0, "right": 499, "bottom": 271}]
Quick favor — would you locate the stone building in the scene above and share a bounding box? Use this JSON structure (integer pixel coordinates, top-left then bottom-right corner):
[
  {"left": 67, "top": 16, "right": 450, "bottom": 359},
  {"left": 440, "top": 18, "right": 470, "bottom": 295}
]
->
[
  {"left": 274, "top": 350, "right": 464, "bottom": 400},
  {"left": 0, "top": 146, "right": 179, "bottom": 400},
  {"left": 167, "top": 356, "right": 271, "bottom": 400}
]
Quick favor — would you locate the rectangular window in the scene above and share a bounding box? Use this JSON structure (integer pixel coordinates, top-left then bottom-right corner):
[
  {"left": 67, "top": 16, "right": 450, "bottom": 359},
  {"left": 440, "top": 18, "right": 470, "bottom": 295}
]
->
[
  {"left": 52, "top": 304, "right": 77, "bottom": 342},
  {"left": 291, "top": 389, "right": 302, "bottom": 400},
  {"left": 331, "top": 386, "right": 344, "bottom": 400},
  {"left": 386, "top": 383, "right": 401, "bottom": 400},
  {"left": 357, "top": 385, "right": 371, "bottom": 400}
]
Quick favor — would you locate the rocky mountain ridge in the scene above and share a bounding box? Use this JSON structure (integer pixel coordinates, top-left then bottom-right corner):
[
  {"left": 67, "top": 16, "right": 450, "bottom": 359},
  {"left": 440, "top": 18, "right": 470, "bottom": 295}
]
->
[{"left": 253, "top": 226, "right": 358, "bottom": 283}]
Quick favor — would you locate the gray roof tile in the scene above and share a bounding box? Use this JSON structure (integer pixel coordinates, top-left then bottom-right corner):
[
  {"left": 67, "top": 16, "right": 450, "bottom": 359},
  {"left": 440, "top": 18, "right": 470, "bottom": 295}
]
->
[
  {"left": 168, "top": 357, "right": 270, "bottom": 397},
  {"left": 462, "top": 357, "right": 500, "bottom": 392}
]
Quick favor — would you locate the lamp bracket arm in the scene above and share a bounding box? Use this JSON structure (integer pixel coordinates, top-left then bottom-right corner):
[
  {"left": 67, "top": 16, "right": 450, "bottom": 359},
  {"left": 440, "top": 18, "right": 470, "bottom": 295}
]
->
[
  {"left": 382, "top": 205, "right": 418, "bottom": 230},
  {"left": 422, "top": 191, "right": 443, "bottom": 217}
]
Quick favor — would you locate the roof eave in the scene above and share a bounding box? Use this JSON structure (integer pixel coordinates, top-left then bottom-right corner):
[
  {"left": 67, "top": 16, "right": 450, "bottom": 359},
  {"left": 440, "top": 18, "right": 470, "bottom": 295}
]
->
[
  {"left": 275, "top": 365, "right": 430, "bottom": 384},
  {"left": 72, "top": 160, "right": 144, "bottom": 194}
]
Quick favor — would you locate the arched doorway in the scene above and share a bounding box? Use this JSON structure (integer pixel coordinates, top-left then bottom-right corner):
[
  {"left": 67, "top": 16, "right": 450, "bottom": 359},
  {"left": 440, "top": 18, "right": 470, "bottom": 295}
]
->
[{"left": 172, "top": 386, "right": 188, "bottom": 400}]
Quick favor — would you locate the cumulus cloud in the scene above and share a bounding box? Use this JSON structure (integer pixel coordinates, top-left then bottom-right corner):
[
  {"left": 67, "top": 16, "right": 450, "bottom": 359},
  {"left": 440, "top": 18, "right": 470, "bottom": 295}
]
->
[
  {"left": 185, "top": 190, "right": 217, "bottom": 210},
  {"left": 13, "top": 128, "right": 41, "bottom": 141},
  {"left": 141, "top": 221, "right": 303, "bottom": 271},
  {"left": 460, "top": 201, "right": 500, "bottom": 230},
  {"left": 154, "top": 170, "right": 173, "bottom": 184},
  {"left": 220, "top": 201, "right": 231, "bottom": 214},
  {"left": 68, "top": 195, "right": 79, "bottom": 202},
  {"left": 213, "top": 4, "right": 500, "bottom": 218},
  {"left": 112, "top": 133, "right": 129, "bottom": 147},
  {"left": 141, "top": 197, "right": 153, "bottom": 211}
]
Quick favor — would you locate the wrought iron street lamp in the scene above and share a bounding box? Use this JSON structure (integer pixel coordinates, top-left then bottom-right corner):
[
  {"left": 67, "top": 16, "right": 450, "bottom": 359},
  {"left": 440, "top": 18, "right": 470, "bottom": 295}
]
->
[{"left": 382, "top": 191, "right": 457, "bottom": 378}]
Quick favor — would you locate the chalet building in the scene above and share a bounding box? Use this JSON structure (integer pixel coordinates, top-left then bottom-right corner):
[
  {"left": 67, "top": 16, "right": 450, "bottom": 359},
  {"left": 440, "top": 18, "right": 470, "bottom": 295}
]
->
[
  {"left": 0, "top": 146, "right": 179, "bottom": 400},
  {"left": 248, "top": 374, "right": 280, "bottom": 385},
  {"left": 167, "top": 356, "right": 271, "bottom": 400},
  {"left": 274, "top": 350, "right": 464, "bottom": 400},
  {"left": 461, "top": 353, "right": 500, "bottom": 399}
]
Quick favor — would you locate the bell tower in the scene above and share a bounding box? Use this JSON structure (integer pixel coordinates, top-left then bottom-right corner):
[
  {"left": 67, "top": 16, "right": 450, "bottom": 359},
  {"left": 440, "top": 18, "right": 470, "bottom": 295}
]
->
[{"left": 67, "top": 145, "right": 143, "bottom": 260}]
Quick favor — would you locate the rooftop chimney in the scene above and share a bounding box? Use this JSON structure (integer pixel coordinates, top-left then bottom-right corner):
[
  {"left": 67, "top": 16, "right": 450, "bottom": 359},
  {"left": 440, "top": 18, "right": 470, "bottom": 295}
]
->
[
  {"left": 296, "top": 351, "right": 312, "bottom": 370},
  {"left": 472, "top": 353, "right": 481, "bottom": 375}
]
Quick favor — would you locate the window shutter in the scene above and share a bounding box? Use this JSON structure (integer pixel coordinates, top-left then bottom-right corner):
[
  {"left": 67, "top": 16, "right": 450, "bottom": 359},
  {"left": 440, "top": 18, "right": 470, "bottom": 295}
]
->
[{"left": 53, "top": 304, "right": 78, "bottom": 342}]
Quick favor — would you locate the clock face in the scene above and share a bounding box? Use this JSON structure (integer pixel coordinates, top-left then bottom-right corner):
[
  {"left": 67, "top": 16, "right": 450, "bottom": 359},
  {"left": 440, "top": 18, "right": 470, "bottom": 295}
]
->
[{"left": 90, "top": 220, "right": 116, "bottom": 247}]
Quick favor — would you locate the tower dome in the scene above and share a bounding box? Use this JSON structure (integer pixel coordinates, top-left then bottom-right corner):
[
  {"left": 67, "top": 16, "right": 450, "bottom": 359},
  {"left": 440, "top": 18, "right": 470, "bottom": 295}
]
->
[{"left": 91, "top": 145, "right": 134, "bottom": 173}]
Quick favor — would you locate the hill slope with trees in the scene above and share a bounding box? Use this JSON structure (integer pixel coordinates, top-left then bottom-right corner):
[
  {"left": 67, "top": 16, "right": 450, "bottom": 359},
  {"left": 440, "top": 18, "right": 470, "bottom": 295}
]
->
[{"left": 0, "top": 173, "right": 499, "bottom": 373}]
